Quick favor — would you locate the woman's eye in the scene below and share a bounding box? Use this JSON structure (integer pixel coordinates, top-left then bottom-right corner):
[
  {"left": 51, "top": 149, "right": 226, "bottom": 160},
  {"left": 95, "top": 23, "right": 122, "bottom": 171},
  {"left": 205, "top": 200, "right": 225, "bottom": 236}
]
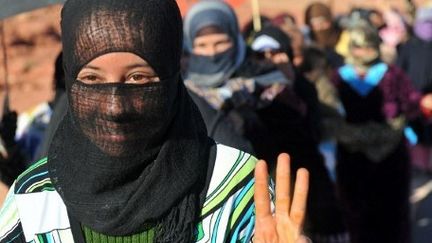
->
[
  {"left": 130, "top": 74, "right": 146, "bottom": 81},
  {"left": 128, "top": 73, "right": 159, "bottom": 83},
  {"left": 79, "top": 74, "right": 100, "bottom": 83}
]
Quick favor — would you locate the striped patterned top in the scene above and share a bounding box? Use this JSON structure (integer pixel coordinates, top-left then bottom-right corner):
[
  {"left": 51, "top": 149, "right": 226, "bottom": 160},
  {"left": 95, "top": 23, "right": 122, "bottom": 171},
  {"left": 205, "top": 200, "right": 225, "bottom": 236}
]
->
[{"left": 0, "top": 144, "right": 261, "bottom": 243}]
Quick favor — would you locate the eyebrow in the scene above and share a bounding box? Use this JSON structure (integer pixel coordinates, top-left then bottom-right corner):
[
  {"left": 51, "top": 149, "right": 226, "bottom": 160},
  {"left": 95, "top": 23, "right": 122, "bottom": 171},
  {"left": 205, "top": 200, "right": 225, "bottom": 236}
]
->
[
  {"left": 82, "top": 64, "right": 101, "bottom": 70},
  {"left": 125, "top": 63, "right": 151, "bottom": 69}
]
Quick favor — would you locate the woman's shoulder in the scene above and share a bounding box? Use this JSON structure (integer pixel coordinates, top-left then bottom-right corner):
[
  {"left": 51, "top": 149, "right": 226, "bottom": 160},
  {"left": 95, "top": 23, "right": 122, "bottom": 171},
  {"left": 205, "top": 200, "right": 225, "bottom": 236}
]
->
[
  {"left": 211, "top": 144, "right": 257, "bottom": 189},
  {"left": 202, "top": 144, "right": 257, "bottom": 216},
  {"left": 379, "top": 64, "right": 413, "bottom": 86},
  {"left": 13, "top": 157, "right": 54, "bottom": 195},
  {"left": 0, "top": 157, "right": 69, "bottom": 243},
  {"left": 197, "top": 144, "right": 258, "bottom": 242},
  {"left": 202, "top": 144, "right": 257, "bottom": 212}
]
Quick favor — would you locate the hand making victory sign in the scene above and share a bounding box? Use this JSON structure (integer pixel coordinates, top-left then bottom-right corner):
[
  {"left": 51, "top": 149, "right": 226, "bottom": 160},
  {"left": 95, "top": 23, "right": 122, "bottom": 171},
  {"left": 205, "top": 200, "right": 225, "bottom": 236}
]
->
[{"left": 254, "top": 153, "right": 311, "bottom": 243}]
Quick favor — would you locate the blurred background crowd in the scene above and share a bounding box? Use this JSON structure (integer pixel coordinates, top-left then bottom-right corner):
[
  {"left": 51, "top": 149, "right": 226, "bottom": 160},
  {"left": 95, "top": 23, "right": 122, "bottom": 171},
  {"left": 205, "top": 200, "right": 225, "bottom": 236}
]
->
[{"left": 2, "top": 0, "right": 432, "bottom": 242}]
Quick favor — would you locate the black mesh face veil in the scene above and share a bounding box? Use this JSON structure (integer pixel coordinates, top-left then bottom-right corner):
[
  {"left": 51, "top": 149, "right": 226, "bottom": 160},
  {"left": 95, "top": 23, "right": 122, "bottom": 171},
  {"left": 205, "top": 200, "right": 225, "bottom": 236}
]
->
[
  {"left": 48, "top": 0, "right": 211, "bottom": 241},
  {"left": 61, "top": 0, "right": 182, "bottom": 156},
  {"left": 70, "top": 81, "right": 172, "bottom": 157}
]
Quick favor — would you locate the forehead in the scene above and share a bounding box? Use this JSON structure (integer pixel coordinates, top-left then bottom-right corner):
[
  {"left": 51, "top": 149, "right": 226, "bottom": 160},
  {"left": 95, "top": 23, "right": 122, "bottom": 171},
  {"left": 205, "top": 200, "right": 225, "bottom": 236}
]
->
[
  {"left": 193, "top": 33, "right": 231, "bottom": 43},
  {"left": 310, "top": 16, "right": 330, "bottom": 24}
]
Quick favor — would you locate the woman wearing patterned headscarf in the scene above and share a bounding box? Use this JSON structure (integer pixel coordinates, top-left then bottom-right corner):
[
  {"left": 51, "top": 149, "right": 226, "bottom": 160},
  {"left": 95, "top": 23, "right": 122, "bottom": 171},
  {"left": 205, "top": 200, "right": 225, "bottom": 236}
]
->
[
  {"left": 331, "top": 20, "right": 432, "bottom": 243},
  {"left": 0, "top": 0, "right": 310, "bottom": 242}
]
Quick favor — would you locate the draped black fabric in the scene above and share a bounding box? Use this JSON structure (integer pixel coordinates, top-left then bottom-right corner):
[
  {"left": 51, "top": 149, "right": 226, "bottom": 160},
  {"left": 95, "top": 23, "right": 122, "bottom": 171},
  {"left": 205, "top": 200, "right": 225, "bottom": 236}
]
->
[{"left": 48, "top": 0, "right": 211, "bottom": 241}]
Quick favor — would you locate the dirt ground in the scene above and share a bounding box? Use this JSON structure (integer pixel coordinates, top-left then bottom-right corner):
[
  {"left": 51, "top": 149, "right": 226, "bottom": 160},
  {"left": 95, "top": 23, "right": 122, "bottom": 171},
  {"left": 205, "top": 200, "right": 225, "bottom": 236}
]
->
[{"left": 0, "top": 0, "right": 428, "bottom": 114}]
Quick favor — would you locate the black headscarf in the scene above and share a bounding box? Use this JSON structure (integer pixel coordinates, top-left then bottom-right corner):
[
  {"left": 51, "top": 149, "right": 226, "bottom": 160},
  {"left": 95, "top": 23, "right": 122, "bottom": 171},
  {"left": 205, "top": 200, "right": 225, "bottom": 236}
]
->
[
  {"left": 48, "top": 0, "right": 211, "bottom": 241},
  {"left": 50, "top": 52, "right": 66, "bottom": 109},
  {"left": 251, "top": 25, "right": 294, "bottom": 62}
]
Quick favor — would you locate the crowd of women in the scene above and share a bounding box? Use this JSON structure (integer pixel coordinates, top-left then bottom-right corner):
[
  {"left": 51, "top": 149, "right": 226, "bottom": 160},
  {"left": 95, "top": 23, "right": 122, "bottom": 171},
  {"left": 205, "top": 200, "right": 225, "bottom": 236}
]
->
[{"left": 0, "top": 0, "right": 432, "bottom": 242}]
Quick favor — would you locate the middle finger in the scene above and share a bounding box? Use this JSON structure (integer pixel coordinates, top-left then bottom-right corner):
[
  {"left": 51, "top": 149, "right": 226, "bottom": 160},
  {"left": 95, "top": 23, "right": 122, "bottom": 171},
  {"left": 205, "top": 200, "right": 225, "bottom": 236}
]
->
[{"left": 275, "top": 153, "right": 291, "bottom": 215}]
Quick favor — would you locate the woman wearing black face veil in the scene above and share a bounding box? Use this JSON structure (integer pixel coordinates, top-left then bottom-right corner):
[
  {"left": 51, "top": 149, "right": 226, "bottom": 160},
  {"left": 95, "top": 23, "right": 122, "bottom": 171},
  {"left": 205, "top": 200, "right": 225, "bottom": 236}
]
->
[
  {"left": 0, "top": 0, "right": 310, "bottom": 243},
  {"left": 183, "top": 1, "right": 293, "bottom": 170}
]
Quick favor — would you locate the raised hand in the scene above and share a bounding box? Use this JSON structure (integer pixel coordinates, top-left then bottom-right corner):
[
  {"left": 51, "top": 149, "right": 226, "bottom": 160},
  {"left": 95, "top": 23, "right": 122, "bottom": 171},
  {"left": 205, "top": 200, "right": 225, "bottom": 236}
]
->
[{"left": 254, "top": 153, "right": 310, "bottom": 243}]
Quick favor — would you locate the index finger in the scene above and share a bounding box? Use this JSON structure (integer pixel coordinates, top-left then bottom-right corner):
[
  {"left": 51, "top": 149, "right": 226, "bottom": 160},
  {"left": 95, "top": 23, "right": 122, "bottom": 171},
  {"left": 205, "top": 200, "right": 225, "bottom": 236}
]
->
[{"left": 254, "top": 160, "right": 272, "bottom": 218}]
